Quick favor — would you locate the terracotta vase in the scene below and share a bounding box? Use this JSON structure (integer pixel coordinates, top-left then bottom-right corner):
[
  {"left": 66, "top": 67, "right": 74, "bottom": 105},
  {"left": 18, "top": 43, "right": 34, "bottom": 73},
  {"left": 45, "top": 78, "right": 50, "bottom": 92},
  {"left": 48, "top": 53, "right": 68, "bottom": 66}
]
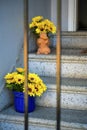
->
[{"left": 36, "top": 33, "right": 51, "bottom": 54}]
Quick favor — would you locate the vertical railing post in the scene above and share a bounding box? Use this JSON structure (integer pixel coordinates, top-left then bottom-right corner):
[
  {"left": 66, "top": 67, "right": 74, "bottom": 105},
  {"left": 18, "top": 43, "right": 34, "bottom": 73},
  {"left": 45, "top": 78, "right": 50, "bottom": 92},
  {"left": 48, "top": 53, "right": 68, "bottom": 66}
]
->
[
  {"left": 56, "top": 0, "right": 61, "bottom": 130},
  {"left": 24, "top": 0, "right": 28, "bottom": 130}
]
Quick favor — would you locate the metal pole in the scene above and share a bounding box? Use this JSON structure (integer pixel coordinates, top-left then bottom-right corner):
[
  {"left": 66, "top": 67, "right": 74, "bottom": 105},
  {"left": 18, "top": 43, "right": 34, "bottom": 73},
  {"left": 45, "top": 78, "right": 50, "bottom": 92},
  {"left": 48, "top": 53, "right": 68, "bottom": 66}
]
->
[
  {"left": 56, "top": 0, "right": 61, "bottom": 130},
  {"left": 24, "top": 0, "right": 28, "bottom": 130}
]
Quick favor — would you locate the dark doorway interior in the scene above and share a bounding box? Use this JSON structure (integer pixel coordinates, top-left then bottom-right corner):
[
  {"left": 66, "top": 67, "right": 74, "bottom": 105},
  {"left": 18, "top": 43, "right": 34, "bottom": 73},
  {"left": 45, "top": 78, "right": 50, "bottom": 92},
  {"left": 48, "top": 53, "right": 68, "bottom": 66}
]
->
[{"left": 78, "top": 0, "right": 87, "bottom": 30}]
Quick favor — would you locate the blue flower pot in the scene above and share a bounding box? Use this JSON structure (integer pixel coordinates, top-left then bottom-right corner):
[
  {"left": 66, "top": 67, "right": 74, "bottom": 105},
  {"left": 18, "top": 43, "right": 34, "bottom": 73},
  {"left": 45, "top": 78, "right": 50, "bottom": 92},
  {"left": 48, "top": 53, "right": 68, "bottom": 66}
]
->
[{"left": 13, "top": 91, "right": 35, "bottom": 113}]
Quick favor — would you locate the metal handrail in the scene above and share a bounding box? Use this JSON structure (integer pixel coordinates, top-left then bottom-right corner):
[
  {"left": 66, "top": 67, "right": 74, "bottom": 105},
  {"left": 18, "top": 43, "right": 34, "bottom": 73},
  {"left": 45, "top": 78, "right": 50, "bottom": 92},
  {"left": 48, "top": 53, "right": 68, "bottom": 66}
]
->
[
  {"left": 23, "top": 0, "right": 61, "bottom": 130},
  {"left": 56, "top": 0, "right": 61, "bottom": 130},
  {"left": 24, "top": 0, "right": 29, "bottom": 130}
]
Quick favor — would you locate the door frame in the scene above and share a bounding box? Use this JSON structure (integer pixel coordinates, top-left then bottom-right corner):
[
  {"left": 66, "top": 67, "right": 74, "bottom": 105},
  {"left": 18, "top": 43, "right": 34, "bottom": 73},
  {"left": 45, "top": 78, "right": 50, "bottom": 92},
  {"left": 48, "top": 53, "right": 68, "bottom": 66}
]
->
[
  {"left": 68, "top": 0, "right": 78, "bottom": 31},
  {"left": 51, "top": 0, "right": 78, "bottom": 31}
]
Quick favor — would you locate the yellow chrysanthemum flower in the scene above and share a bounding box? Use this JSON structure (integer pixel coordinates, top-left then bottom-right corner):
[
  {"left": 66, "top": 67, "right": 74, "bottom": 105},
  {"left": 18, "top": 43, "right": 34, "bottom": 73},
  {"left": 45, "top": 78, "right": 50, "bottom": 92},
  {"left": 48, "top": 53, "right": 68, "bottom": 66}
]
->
[
  {"left": 4, "top": 73, "right": 15, "bottom": 83},
  {"left": 12, "top": 72, "right": 18, "bottom": 75},
  {"left": 28, "top": 83, "right": 35, "bottom": 96},
  {"left": 32, "top": 16, "right": 43, "bottom": 22},
  {"left": 29, "top": 16, "right": 56, "bottom": 36},
  {"left": 34, "top": 84, "right": 43, "bottom": 96},
  {"left": 36, "top": 28, "right": 41, "bottom": 34},
  {"left": 28, "top": 73, "right": 42, "bottom": 83},
  {"left": 23, "top": 83, "right": 35, "bottom": 96},
  {"left": 4, "top": 73, "right": 12, "bottom": 79},
  {"left": 14, "top": 74, "right": 25, "bottom": 84},
  {"left": 51, "top": 26, "right": 56, "bottom": 34},
  {"left": 6, "top": 78, "right": 15, "bottom": 84},
  {"left": 4, "top": 67, "right": 47, "bottom": 97},
  {"left": 41, "top": 83, "right": 47, "bottom": 92},
  {"left": 16, "top": 68, "right": 25, "bottom": 73}
]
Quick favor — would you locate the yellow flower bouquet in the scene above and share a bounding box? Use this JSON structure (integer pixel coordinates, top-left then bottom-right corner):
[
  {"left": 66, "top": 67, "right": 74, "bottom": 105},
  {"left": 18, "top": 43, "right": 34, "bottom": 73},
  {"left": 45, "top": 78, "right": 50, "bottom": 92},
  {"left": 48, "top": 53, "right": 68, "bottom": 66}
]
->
[
  {"left": 29, "top": 16, "right": 56, "bottom": 54},
  {"left": 4, "top": 67, "right": 47, "bottom": 97},
  {"left": 4, "top": 68, "right": 47, "bottom": 113},
  {"left": 29, "top": 16, "right": 56, "bottom": 37}
]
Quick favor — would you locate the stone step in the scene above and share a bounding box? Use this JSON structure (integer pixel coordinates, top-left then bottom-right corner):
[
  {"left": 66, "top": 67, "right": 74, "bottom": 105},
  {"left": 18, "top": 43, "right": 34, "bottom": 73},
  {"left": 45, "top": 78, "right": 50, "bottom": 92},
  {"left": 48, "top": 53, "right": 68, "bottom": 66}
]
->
[
  {"left": 29, "top": 48, "right": 87, "bottom": 78},
  {"left": 29, "top": 32, "right": 87, "bottom": 52},
  {"left": 36, "top": 76, "right": 87, "bottom": 110},
  {"left": 0, "top": 106, "right": 87, "bottom": 130},
  {"left": 51, "top": 32, "right": 87, "bottom": 49}
]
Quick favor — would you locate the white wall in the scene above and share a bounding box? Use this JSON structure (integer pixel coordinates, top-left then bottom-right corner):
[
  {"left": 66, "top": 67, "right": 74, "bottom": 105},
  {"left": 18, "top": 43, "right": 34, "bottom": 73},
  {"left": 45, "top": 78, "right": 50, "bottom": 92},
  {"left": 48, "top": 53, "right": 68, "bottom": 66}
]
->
[{"left": 0, "top": 0, "right": 24, "bottom": 110}]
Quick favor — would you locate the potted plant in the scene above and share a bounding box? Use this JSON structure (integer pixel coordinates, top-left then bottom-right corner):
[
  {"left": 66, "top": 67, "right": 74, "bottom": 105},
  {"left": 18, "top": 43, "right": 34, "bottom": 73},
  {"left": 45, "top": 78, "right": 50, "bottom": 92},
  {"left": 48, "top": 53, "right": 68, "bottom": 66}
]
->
[
  {"left": 29, "top": 16, "right": 56, "bottom": 54},
  {"left": 4, "top": 68, "right": 47, "bottom": 113}
]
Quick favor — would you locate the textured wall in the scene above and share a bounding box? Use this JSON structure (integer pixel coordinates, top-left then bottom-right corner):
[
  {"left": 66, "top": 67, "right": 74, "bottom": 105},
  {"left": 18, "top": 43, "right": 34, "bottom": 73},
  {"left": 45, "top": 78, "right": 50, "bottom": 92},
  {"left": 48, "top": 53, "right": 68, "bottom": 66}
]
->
[{"left": 0, "top": 0, "right": 24, "bottom": 110}]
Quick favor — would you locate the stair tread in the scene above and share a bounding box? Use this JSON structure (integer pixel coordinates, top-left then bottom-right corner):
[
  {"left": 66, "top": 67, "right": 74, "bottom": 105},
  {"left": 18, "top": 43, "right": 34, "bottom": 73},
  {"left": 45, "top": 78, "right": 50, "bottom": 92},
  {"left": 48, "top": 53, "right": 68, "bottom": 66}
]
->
[
  {"left": 62, "top": 31, "right": 87, "bottom": 36},
  {"left": 0, "top": 106, "right": 87, "bottom": 128},
  {"left": 41, "top": 76, "right": 87, "bottom": 92},
  {"left": 29, "top": 48, "right": 87, "bottom": 61}
]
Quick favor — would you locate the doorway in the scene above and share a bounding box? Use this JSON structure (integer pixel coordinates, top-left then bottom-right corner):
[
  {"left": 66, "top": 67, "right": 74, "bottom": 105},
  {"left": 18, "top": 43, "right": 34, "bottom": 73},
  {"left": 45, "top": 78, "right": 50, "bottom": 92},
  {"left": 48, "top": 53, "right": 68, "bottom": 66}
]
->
[{"left": 78, "top": 0, "right": 87, "bottom": 30}]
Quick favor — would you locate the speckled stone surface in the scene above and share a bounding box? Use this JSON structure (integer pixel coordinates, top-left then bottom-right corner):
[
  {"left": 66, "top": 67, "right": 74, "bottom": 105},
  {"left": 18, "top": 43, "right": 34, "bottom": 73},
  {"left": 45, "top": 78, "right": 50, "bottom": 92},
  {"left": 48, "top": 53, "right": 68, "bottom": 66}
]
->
[
  {"left": 0, "top": 106, "right": 56, "bottom": 130},
  {"left": 0, "top": 106, "right": 87, "bottom": 130},
  {"left": 29, "top": 48, "right": 87, "bottom": 78},
  {"left": 61, "top": 49, "right": 87, "bottom": 78},
  {"left": 62, "top": 36, "right": 87, "bottom": 49},
  {"left": 35, "top": 76, "right": 87, "bottom": 110},
  {"left": 28, "top": 32, "right": 87, "bottom": 52},
  {"left": 52, "top": 32, "right": 87, "bottom": 49},
  {"left": 29, "top": 60, "right": 56, "bottom": 77}
]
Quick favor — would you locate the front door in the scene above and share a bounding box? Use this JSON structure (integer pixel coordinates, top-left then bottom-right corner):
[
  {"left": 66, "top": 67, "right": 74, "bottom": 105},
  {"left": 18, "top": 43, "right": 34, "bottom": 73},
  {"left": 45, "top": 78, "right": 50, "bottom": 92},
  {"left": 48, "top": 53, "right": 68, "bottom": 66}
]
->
[{"left": 78, "top": 0, "right": 87, "bottom": 30}]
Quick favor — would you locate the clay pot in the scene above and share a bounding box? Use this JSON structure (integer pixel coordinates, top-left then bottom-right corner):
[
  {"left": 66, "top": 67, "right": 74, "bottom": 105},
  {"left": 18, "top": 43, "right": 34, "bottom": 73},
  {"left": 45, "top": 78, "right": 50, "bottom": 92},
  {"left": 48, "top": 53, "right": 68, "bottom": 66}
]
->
[{"left": 36, "top": 33, "right": 51, "bottom": 54}]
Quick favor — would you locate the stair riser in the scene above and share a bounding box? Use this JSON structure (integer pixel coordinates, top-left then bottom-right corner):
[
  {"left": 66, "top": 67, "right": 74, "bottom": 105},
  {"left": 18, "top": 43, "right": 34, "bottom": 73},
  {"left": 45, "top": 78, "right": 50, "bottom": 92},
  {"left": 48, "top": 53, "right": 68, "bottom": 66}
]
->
[
  {"left": 0, "top": 122, "right": 55, "bottom": 130},
  {"left": 28, "top": 34, "right": 87, "bottom": 52},
  {"left": 62, "top": 36, "right": 87, "bottom": 49},
  {"left": 0, "top": 106, "right": 87, "bottom": 130},
  {"left": 61, "top": 62, "right": 87, "bottom": 78},
  {"left": 29, "top": 61, "right": 56, "bottom": 77},
  {"left": 29, "top": 61, "right": 87, "bottom": 78},
  {"left": 61, "top": 121, "right": 87, "bottom": 130},
  {"left": 29, "top": 33, "right": 87, "bottom": 52},
  {"left": 52, "top": 35, "right": 87, "bottom": 49},
  {"left": 36, "top": 90, "right": 87, "bottom": 110},
  {"left": 0, "top": 121, "right": 87, "bottom": 130}
]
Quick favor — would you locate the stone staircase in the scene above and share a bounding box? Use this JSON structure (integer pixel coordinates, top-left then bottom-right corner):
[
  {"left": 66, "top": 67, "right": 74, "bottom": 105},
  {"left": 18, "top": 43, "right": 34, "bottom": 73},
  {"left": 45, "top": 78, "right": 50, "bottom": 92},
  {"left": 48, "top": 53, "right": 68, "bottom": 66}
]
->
[
  {"left": 0, "top": 32, "right": 87, "bottom": 130},
  {"left": 0, "top": 106, "right": 87, "bottom": 130}
]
